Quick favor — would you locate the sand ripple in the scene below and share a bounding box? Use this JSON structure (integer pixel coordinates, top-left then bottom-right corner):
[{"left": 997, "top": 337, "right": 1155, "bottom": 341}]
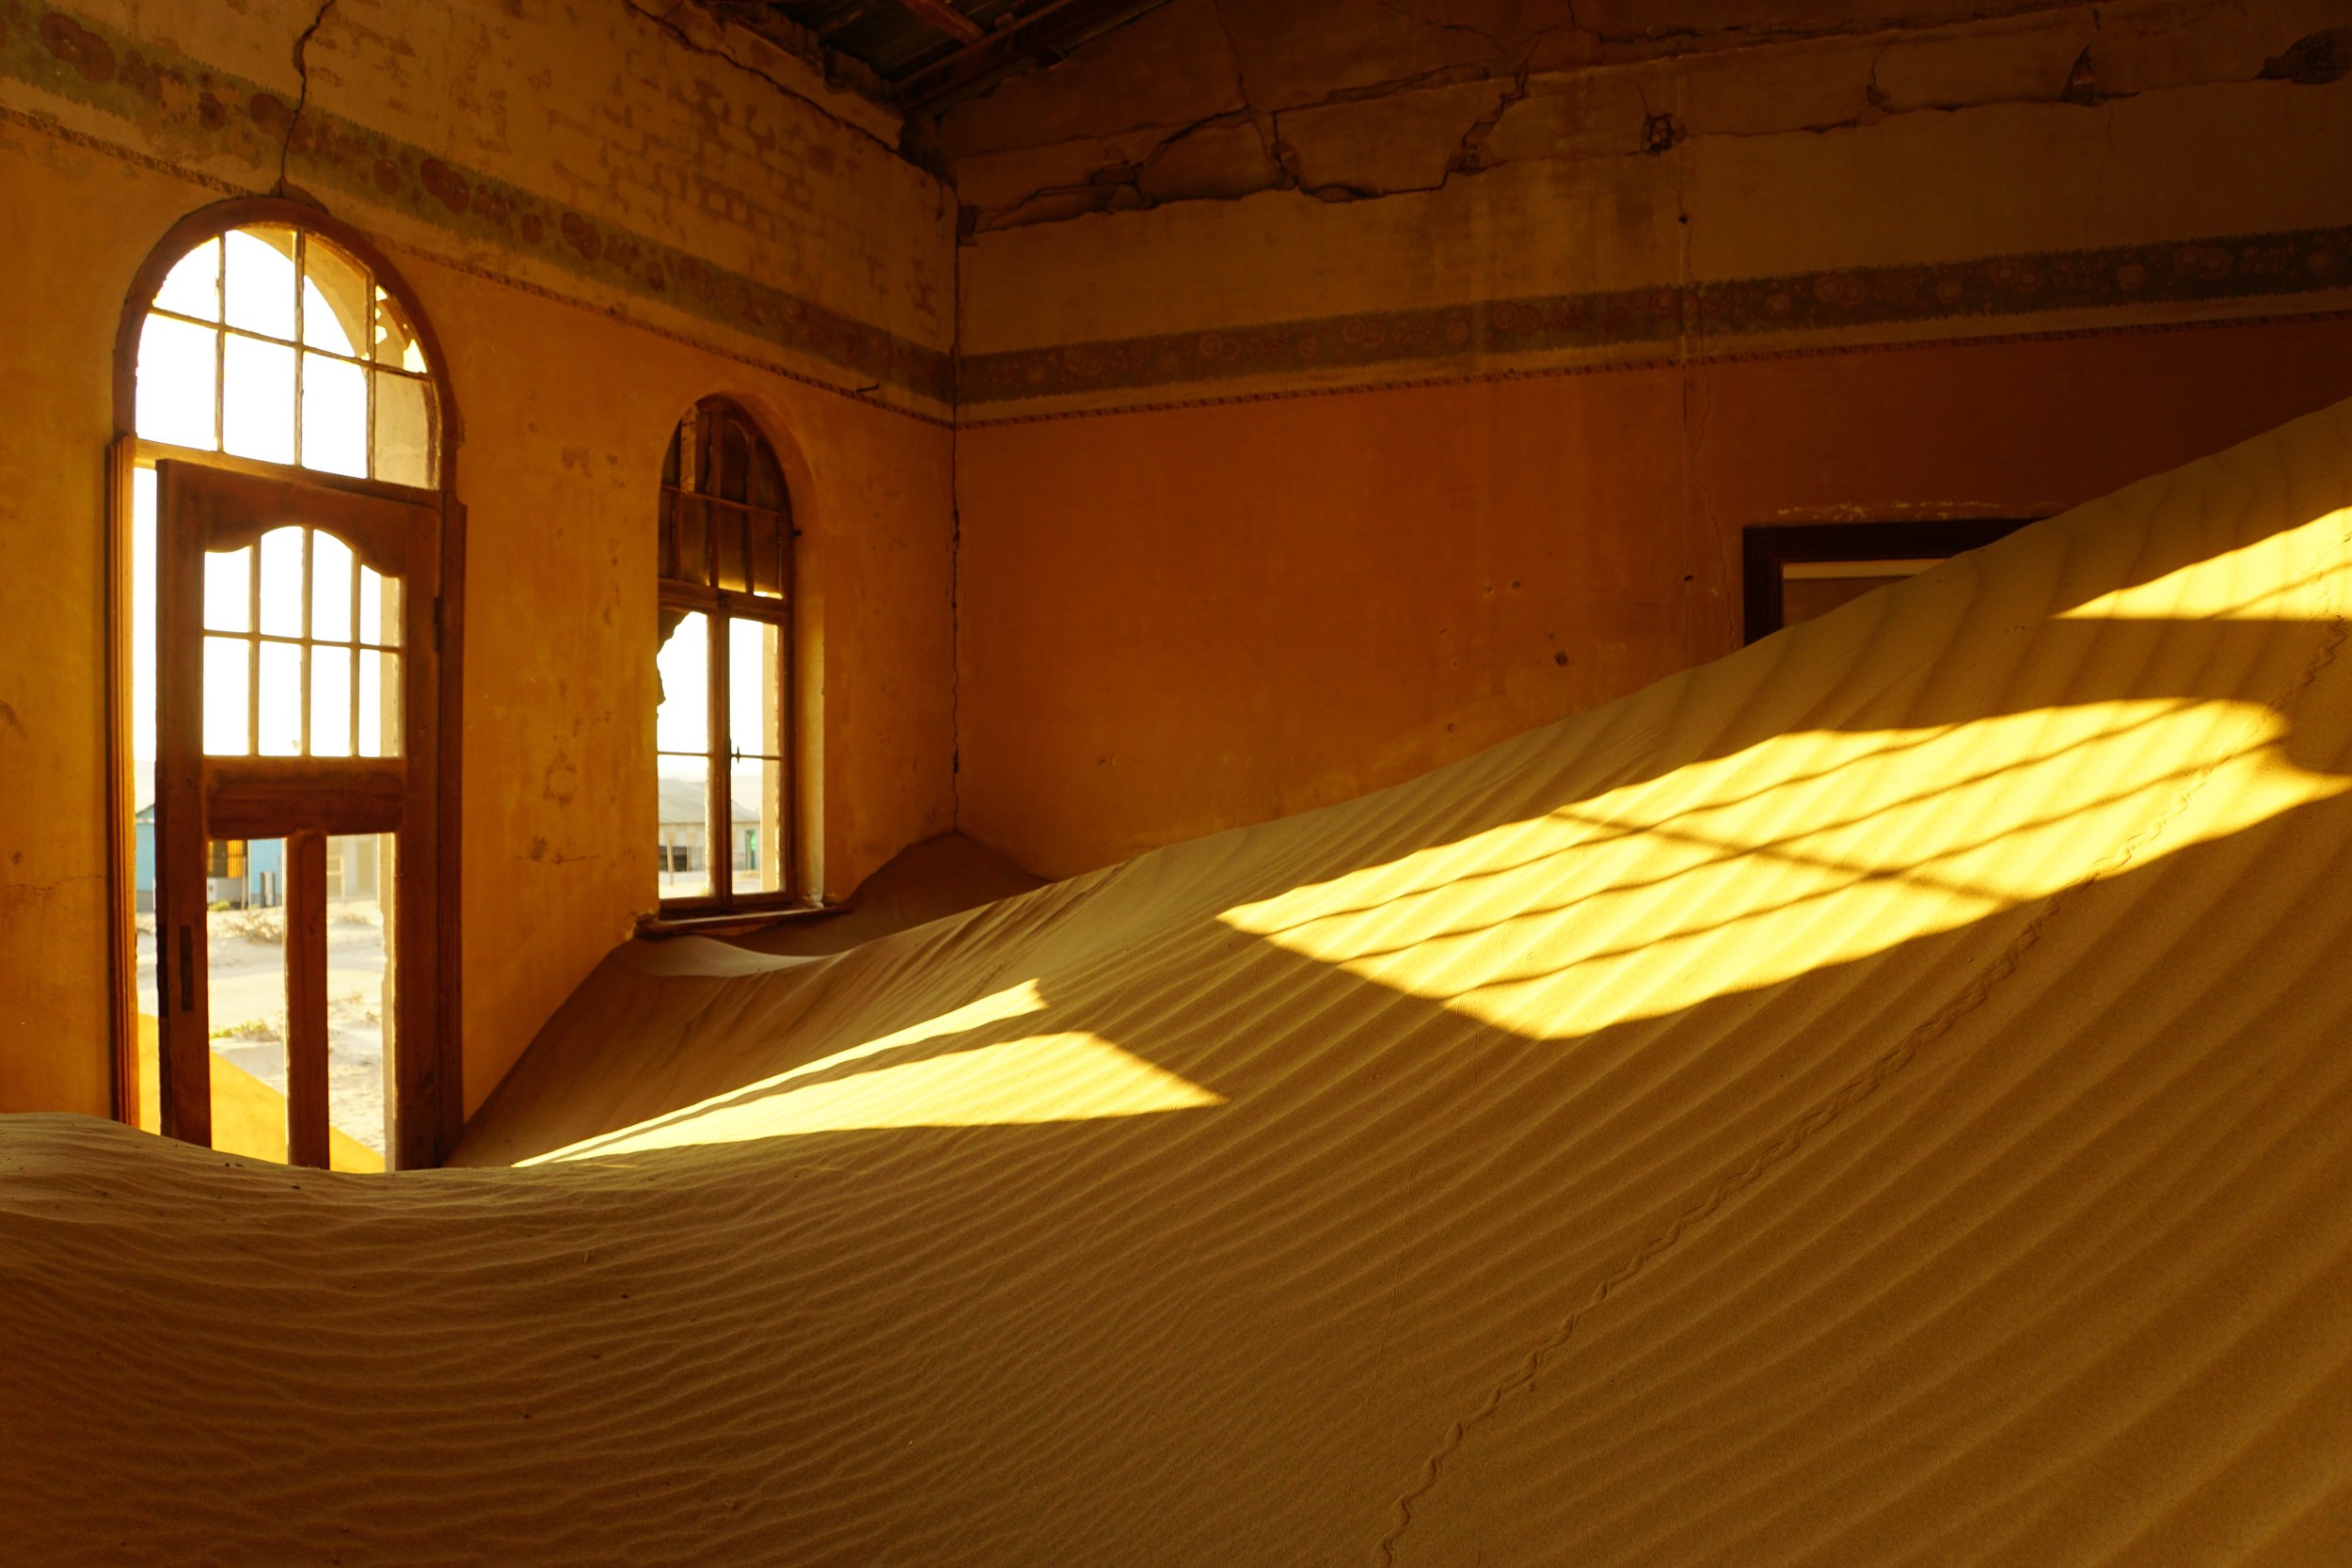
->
[{"left": 6, "top": 399, "right": 2352, "bottom": 1564}]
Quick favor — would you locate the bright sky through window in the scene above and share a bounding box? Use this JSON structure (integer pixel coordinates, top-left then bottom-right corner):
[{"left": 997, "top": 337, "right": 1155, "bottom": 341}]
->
[{"left": 129, "top": 226, "right": 433, "bottom": 765}]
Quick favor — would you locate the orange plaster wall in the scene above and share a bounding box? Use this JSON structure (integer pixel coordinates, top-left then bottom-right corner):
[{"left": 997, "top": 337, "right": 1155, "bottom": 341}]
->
[{"left": 955, "top": 315, "right": 2352, "bottom": 879}]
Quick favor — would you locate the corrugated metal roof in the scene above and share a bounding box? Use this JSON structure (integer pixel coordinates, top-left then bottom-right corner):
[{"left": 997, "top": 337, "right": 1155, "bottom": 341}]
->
[
  {"left": 782, "top": 0, "right": 991, "bottom": 80},
  {"left": 715, "top": 0, "right": 1173, "bottom": 110}
]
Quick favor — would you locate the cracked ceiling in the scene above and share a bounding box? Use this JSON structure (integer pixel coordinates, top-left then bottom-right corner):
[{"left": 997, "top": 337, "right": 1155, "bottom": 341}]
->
[{"left": 928, "top": 0, "right": 2352, "bottom": 234}]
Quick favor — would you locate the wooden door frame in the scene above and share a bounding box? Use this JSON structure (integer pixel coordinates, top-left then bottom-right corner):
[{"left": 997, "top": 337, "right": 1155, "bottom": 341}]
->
[
  {"left": 107, "top": 196, "right": 467, "bottom": 1167},
  {"left": 153, "top": 461, "right": 443, "bottom": 1163}
]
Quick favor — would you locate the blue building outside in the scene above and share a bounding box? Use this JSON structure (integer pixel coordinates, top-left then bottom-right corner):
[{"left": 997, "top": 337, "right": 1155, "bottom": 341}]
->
[{"left": 132, "top": 807, "right": 286, "bottom": 911}]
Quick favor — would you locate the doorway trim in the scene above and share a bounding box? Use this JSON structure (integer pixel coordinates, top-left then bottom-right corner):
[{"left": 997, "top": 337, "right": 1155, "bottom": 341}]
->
[
  {"left": 107, "top": 196, "right": 468, "bottom": 1166},
  {"left": 1740, "top": 519, "right": 2036, "bottom": 644}
]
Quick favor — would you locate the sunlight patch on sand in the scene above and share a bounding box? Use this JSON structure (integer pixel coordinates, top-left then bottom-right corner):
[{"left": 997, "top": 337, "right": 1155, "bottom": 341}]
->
[
  {"left": 2058, "top": 505, "right": 2352, "bottom": 620},
  {"left": 1222, "top": 699, "right": 2347, "bottom": 1040},
  {"left": 533, "top": 981, "right": 1222, "bottom": 1160}
]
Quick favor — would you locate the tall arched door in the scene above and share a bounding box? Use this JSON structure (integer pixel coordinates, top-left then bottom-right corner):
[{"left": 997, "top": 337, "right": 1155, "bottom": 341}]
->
[
  {"left": 151, "top": 465, "right": 443, "bottom": 1166},
  {"left": 115, "top": 203, "right": 463, "bottom": 1169}
]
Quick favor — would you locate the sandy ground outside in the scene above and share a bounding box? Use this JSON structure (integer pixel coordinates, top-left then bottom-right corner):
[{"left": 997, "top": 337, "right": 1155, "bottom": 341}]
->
[{"left": 135, "top": 907, "right": 388, "bottom": 1153}]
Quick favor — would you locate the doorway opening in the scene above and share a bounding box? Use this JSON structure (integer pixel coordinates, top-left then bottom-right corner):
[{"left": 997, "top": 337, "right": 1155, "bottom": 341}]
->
[
  {"left": 1740, "top": 519, "right": 2035, "bottom": 642},
  {"left": 111, "top": 201, "right": 464, "bottom": 1169}
]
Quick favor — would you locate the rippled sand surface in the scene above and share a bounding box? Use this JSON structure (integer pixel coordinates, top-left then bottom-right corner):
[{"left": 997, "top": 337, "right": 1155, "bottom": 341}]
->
[{"left": 6, "top": 399, "right": 2351, "bottom": 1565}]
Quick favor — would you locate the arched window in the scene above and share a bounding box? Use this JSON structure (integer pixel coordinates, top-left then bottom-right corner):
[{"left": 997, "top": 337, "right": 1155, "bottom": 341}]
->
[
  {"left": 653, "top": 398, "right": 796, "bottom": 913},
  {"left": 132, "top": 222, "right": 437, "bottom": 483},
  {"left": 112, "top": 201, "right": 460, "bottom": 1172}
]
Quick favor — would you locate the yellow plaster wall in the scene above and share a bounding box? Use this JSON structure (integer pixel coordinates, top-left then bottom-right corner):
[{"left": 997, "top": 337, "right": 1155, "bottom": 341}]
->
[
  {"left": 0, "top": 1, "right": 957, "bottom": 1124},
  {"left": 58, "top": 0, "right": 949, "bottom": 357},
  {"left": 0, "top": 122, "right": 165, "bottom": 1115},
  {"left": 428, "top": 263, "right": 953, "bottom": 1112}
]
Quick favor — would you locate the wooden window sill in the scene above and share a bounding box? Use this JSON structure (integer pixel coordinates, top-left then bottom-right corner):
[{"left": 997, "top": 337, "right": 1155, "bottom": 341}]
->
[{"left": 636, "top": 902, "right": 851, "bottom": 940}]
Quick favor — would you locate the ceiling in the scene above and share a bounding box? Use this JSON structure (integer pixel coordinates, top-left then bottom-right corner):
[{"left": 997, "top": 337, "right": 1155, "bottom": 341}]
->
[{"left": 711, "top": 0, "right": 1173, "bottom": 113}]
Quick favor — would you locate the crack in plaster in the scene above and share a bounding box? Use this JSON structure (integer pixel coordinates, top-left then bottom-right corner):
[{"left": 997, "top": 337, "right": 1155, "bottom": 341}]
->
[
  {"left": 958, "top": 0, "right": 2315, "bottom": 230},
  {"left": 1363, "top": 0, "right": 1509, "bottom": 53},
  {"left": 623, "top": 0, "right": 924, "bottom": 172},
  {"left": 275, "top": 0, "right": 339, "bottom": 198}
]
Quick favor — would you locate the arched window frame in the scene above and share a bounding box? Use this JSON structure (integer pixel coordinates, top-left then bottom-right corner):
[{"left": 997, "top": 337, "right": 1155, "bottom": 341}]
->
[
  {"left": 106, "top": 197, "right": 467, "bottom": 1165},
  {"left": 652, "top": 396, "right": 801, "bottom": 919}
]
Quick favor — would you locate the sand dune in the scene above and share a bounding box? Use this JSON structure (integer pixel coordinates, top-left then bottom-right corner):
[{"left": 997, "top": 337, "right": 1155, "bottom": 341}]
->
[
  {"left": 7, "top": 398, "right": 2352, "bottom": 1564},
  {"left": 726, "top": 829, "right": 1044, "bottom": 959}
]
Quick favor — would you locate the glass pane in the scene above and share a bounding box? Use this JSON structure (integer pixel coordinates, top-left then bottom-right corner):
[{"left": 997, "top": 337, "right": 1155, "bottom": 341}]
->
[
  {"left": 373, "top": 288, "right": 427, "bottom": 372},
  {"left": 135, "top": 313, "right": 217, "bottom": 449},
  {"left": 203, "top": 546, "right": 251, "bottom": 634},
  {"left": 301, "top": 241, "right": 367, "bottom": 356},
  {"left": 259, "top": 527, "right": 304, "bottom": 638},
  {"left": 749, "top": 508, "right": 787, "bottom": 598},
  {"left": 713, "top": 505, "right": 749, "bottom": 593},
  {"left": 748, "top": 443, "right": 785, "bottom": 512},
  {"left": 358, "top": 650, "right": 401, "bottom": 757},
  {"left": 206, "top": 838, "right": 290, "bottom": 1164},
  {"left": 374, "top": 371, "right": 431, "bottom": 486},
  {"left": 132, "top": 470, "right": 157, "bottom": 863},
  {"left": 656, "top": 611, "right": 709, "bottom": 753},
  {"left": 223, "top": 336, "right": 296, "bottom": 464},
  {"left": 134, "top": 475, "right": 163, "bottom": 1127},
  {"left": 202, "top": 636, "right": 249, "bottom": 755},
  {"left": 301, "top": 352, "right": 369, "bottom": 477},
  {"left": 657, "top": 757, "right": 712, "bottom": 902},
  {"left": 673, "top": 406, "right": 700, "bottom": 491},
  {"left": 311, "top": 533, "right": 355, "bottom": 642},
  {"left": 672, "top": 496, "right": 709, "bottom": 587},
  {"left": 311, "top": 644, "right": 353, "bottom": 757},
  {"left": 728, "top": 617, "right": 784, "bottom": 757},
  {"left": 727, "top": 619, "right": 787, "bottom": 896},
  {"left": 358, "top": 566, "right": 401, "bottom": 648},
  {"left": 729, "top": 758, "right": 787, "bottom": 895},
  {"left": 223, "top": 227, "right": 297, "bottom": 341},
  {"left": 325, "top": 832, "right": 390, "bottom": 1166},
  {"left": 715, "top": 420, "right": 751, "bottom": 502},
  {"left": 258, "top": 641, "right": 302, "bottom": 756},
  {"left": 153, "top": 239, "right": 221, "bottom": 322},
  {"left": 132, "top": 760, "right": 160, "bottom": 1132}
]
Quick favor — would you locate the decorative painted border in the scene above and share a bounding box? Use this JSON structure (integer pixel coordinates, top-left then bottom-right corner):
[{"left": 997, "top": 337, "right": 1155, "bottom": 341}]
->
[
  {"left": 9, "top": 1, "right": 2344, "bottom": 424},
  {"left": 961, "top": 223, "right": 2352, "bottom": 410},
  {"left": 0, "top": 0, "right": 955, "bottom": 408},
  {"left": 959, "top": 309, "right": 2352, "bottom": 430}
]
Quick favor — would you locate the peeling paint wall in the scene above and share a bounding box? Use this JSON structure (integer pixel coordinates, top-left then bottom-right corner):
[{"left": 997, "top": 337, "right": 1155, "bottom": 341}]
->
[
  {"left": 7, "top": 0, "right": 2352, "bottom": 1121},
  {"left": 945, "top": 0, "right": 2352, "bottom": 247},
  {"left": 946, "top": 0, "right": 2352, "bottom": 877},
  {"left": 0, "top": 0, "right": 958, "bottom": 1117}
]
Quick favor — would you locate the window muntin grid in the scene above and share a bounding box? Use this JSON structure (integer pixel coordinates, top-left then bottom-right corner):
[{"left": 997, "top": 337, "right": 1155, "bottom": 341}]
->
[
  {"left": 659, "top": 401, "right": 789, "bottom": 597},
  {"left": 200, "top": 525, "right": 403, "bottom": 759},
  {"left": 133, "top": 226, "right": 436, "bottom": 486},
  {"left": 655, "top": 399, "right": 793, "bottom": 909}
]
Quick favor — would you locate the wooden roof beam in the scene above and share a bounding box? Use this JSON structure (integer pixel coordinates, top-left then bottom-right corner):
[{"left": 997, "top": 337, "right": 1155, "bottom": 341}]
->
[
  {"left": 894, "top": 0, "right": 986, "bottom": 43},
  {"left": 899, "top": 0, "right": 1158, "bottom": 107}
]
